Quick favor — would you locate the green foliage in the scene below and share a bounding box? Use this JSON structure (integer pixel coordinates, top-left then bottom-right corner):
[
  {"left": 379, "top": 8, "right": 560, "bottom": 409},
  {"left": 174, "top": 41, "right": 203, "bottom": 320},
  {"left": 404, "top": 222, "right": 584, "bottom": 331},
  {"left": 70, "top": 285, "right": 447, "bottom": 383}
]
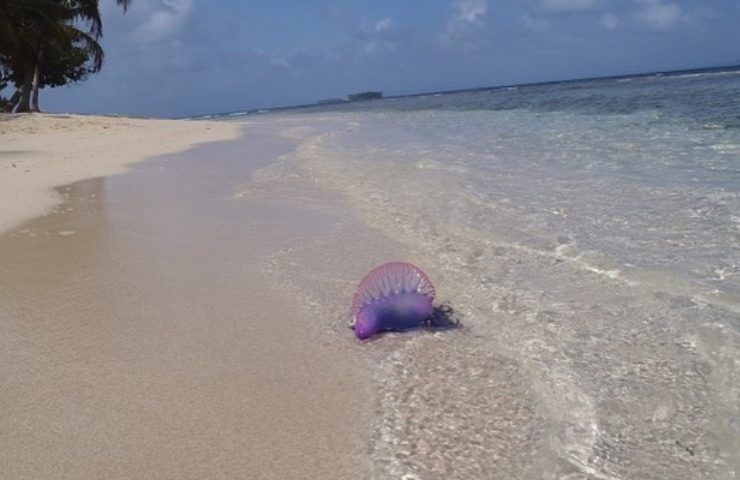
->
[
  {"left": 0, "top": 0, "right": 131, "bottom": 111},
  {"left": 39, "top": 33, "right": 95, "bottom": 87}
]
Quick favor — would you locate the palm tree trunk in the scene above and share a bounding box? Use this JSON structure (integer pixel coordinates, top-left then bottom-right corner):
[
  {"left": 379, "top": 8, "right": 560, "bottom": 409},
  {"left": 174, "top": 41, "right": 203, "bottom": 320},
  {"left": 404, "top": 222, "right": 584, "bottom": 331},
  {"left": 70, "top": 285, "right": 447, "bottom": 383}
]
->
[
  {"left": 2, "top": 90, "right": 21, "bottom": 113},
  {"left": 31, "top": 62, "right": 41, "bottom": 112},
  {"left": 15, "top": 64, "right": 34, "bottom": 113}
]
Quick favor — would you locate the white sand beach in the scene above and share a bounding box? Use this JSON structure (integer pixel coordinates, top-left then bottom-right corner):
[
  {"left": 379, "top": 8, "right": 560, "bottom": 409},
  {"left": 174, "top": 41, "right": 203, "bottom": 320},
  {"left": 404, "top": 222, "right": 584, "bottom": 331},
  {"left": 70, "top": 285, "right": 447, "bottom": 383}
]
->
[
  {"left": 2, "top": 0, "right": 738, "bottom": 478},
  {"left": 0, "top": 114, "right": 240, "bottom": 234}
]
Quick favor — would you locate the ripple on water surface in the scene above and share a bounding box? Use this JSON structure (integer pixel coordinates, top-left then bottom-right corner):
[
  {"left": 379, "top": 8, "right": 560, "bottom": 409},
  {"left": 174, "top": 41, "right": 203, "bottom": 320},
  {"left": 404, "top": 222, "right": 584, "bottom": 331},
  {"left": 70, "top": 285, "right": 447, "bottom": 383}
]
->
[{"left": 241, "top": 105, "right": 740, "bottom": 479}]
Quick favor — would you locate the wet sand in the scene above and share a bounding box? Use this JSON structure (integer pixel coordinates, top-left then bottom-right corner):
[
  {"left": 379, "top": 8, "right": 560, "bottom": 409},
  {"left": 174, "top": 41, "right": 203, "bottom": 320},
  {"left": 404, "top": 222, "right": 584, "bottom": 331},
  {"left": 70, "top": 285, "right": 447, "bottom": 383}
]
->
[{"left": 0, "top": 120, "right": 375, "bottom": 479}]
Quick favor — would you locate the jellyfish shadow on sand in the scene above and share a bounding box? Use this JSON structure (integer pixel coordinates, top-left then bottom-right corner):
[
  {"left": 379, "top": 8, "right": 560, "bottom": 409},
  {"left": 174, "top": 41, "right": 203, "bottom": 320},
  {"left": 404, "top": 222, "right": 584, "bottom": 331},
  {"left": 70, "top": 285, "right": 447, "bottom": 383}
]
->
[{"left": 427, "top": 303, "right": 463, "bottom": 331}]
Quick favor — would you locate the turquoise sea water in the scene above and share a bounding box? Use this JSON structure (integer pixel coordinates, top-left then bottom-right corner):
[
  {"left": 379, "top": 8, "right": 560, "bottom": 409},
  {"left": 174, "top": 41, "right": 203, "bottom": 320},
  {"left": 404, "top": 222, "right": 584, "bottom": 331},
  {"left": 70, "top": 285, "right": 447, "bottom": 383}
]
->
[{"left": 235, "top": 68, "right": 739, "bottom": 479}]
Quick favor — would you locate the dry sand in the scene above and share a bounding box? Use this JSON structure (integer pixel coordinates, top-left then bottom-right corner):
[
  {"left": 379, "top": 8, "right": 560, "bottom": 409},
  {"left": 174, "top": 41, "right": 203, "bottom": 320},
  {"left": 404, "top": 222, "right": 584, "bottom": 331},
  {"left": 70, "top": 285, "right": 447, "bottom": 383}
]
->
[{"left": 0, "top": 113, "right": 240, "bottom": 234}]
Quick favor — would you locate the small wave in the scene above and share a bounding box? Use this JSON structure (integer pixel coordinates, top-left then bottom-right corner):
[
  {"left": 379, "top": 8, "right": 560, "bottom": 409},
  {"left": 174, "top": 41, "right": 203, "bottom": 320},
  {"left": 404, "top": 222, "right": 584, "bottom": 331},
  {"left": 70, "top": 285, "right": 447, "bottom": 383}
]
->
[
  {"left": 267, "top": 111, "right": 739, "bottom": 479},
  {"left": 709, "top": 143, "right": 740, "bottom": 152},
  {"left": 674, "top": 73, "right": 705, "bottom": 79}
]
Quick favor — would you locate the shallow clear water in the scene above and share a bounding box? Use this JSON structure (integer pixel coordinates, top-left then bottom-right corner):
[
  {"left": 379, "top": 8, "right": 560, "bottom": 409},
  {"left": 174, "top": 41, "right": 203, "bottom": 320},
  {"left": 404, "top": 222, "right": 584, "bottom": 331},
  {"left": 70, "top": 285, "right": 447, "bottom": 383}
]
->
[
  {"left": 213, "top": 66, "right": 740, "bottom": 131},
  {"left": 239, "top": 69, "right": 740, "bottom": 479}
]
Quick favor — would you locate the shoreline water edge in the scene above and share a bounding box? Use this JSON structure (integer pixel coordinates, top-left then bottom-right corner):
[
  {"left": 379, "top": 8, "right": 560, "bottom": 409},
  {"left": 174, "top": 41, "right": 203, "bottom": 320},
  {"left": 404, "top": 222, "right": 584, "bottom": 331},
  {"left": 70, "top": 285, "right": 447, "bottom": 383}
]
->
[
  {"left": 2, "top": 65, "right": 739, "bottom": 479},
  {"left": 238, "top": 109, "right": 738, "bottom": 479}
]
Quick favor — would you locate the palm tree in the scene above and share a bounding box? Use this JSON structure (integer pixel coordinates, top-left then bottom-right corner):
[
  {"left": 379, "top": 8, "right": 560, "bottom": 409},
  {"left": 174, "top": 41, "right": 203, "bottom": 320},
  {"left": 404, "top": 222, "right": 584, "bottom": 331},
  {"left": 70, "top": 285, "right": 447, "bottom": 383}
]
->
[
  {"left": 0, "top": 0, "right": 63, "bottom": 111},
  {"left": 0, "top": 0, "right": 131, "bottom": 112}
]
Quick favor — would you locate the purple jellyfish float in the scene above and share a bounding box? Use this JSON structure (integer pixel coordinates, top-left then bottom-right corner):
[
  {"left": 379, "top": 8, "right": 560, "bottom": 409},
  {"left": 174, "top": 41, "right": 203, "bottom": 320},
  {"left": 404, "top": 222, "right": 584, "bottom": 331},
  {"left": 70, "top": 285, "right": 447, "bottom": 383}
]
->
[{"left": 351, "top": 261, "right": 435, "bottom": 340}]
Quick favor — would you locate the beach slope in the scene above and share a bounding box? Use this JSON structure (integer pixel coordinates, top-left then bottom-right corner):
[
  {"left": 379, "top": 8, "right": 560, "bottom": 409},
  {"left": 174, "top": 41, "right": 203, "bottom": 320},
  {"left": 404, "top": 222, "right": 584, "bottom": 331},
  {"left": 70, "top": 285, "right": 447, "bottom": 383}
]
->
[{"left": 0, "top": 114, "right": 240, "bottom": 234}]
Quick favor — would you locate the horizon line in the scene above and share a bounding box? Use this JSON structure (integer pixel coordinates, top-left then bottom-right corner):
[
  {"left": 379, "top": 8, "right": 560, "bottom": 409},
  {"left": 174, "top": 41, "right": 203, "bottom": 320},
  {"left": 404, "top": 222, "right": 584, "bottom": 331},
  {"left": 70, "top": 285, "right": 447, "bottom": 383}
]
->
[{"left": 185, "top": 61, "right": 740, "bottom": 119}]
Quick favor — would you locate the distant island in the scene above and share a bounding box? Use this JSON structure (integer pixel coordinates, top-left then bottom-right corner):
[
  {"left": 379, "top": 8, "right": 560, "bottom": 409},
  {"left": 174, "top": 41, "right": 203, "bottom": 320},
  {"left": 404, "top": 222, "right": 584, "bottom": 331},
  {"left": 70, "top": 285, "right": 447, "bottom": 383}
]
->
[
  {"left": 317, "top": 98, "right": 348, "bottom": 105},
  {"left": 348, "top": 91, "right": 383, "bottom": 102},
  {"left": 314, "top": 91, "right": 383, "bottom": 106}
]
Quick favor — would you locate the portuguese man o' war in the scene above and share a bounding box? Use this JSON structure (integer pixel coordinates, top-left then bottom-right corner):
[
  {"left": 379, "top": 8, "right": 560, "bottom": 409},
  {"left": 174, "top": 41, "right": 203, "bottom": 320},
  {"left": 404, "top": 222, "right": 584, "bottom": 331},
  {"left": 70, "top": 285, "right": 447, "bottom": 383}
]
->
[{"left": 351, "top": 262, "right": 435, "bottom": 340}]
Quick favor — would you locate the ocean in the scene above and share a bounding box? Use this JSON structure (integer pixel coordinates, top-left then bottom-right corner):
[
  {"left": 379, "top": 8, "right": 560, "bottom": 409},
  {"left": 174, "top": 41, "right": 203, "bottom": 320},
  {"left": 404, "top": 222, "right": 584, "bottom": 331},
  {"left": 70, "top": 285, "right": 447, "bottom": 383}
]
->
[{"left": 234, "top": 67, "right": 740, "bottom": 479}]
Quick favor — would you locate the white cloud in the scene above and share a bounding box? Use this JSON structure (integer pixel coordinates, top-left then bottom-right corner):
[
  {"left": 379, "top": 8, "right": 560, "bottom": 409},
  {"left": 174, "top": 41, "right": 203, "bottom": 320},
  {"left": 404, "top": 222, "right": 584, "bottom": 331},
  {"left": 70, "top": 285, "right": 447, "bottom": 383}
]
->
[
  {"left": 440, "top": 0, "right": 489, "bottom": 47},
  {"left": 540, "top": 0, "right": 597, "bottom": 12},
  {"left": 455, "top": 0, "right": 488, "bottom": 23},
  {"left": 351, "top": 16, "right": 405, "bottom": 59},
  {"left": 636, "top": 0, "right": 682, "bottom": 30},
  {"left": 358, "top": 16, "right": 396, "bottom": 35},
  {"left": 374, "top": 17, "right": 393, "bottom": 32},
  {"left": 600, "top": 13, "right": 620, "bottom": 29},
  {"left": 521, "top": 14, "right": 548, "bottom": 31},
  {"left": 134, "top": 0, "right": 193, "bottom": 43}
]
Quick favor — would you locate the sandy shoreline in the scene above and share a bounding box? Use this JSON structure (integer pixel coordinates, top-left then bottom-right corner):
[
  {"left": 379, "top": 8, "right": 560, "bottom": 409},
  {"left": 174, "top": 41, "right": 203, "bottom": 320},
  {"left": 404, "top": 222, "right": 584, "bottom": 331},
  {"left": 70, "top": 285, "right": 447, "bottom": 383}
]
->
[
  {"left": 0, "top": 113, "right": 240, "bottom": 234},
  {"left": 0, "top": 115, "right": 376, "bottom": 479},
  {"left": 3, "top": 111, "right": 735, "bottom": 479}
]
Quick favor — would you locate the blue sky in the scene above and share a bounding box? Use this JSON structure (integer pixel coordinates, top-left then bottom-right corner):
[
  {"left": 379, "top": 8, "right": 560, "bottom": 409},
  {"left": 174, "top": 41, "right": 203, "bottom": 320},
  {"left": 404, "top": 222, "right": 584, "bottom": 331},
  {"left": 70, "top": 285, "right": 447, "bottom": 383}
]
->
[{"left": 42, "top": 0, "right": 740, "bottom": 117}]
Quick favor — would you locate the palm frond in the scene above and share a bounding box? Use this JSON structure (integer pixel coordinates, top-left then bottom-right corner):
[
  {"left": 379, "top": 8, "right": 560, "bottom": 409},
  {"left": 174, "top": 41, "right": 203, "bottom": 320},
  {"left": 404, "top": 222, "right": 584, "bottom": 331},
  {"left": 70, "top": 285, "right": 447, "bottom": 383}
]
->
[
  {"left": 117, "top": 0, "right": 132, "bottom": 13},
  {"left": 67, "top": 27, "right": 105, "bottom": 72},
  {"left": 71, "top": 0, "right": 103, "bottom": 38}
]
